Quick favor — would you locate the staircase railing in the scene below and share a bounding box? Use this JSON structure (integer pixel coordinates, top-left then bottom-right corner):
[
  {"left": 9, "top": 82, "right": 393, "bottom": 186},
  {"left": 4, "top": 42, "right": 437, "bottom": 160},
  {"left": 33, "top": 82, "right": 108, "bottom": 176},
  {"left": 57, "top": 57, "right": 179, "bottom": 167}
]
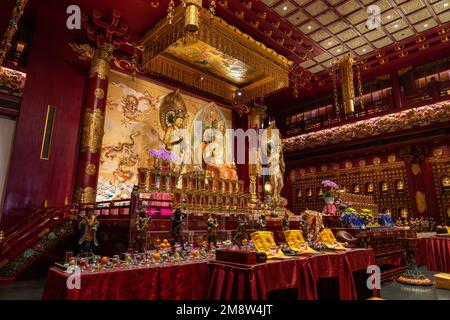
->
[{"left": 0, "top": 206, "right": 74, "bottom": 265}]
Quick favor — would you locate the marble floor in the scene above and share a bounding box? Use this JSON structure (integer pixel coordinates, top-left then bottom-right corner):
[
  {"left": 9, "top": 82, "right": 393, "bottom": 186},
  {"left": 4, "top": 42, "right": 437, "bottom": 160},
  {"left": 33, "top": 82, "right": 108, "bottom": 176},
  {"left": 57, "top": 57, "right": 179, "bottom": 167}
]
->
[{"left": 0, "top": 266, "right": 449, "bottom": 300}]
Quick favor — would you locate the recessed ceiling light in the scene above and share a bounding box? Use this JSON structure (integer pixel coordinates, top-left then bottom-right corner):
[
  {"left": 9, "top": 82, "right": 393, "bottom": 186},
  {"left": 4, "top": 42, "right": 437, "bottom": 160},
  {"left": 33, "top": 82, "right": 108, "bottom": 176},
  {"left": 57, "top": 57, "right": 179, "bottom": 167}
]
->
[
  {"left": 237, "top": 91, "right": 243, "bottom": 96},
  {"left": 328, "top": 41, "right": 332, "bottom": 45},
  {"left": 394, "top": 24, "right": 399, "bottom": 29},
  {"left": 337, "top": 48, "right": 341, "bottom": 52},
  {"left": 307, "top": 25, "right": 312, "bottom": 29},
  {"left": 362, "top": 48, "right": 366, "bottom": 52},
  {"left": 444, "top": 3, "right": 448, "bottom": 7},
  {"left": 283, "top": 6, "right": 288, "bottom": 11},
  {"left": 387, "top": 15, "right": 391, "bottom": 19},
  {"left": 424, "top": 23, "right": 428, "bottom": 27}
]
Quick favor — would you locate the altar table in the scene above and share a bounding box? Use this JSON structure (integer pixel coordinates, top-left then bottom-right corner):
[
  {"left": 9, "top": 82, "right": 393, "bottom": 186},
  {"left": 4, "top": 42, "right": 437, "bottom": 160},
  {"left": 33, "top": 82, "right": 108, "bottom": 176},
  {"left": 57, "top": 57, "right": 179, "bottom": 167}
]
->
[
  {"left": 426, "top": 237, "right": 450, "bottom": 273},
  {"left": 42, "top": 261, "right": 208, "bottom": 300},
  {"left": 42, "top": 249, "right": 375, "bottom": 300},
  {"left": 207, "top": 248, "right": 376, "bottom": 300}
]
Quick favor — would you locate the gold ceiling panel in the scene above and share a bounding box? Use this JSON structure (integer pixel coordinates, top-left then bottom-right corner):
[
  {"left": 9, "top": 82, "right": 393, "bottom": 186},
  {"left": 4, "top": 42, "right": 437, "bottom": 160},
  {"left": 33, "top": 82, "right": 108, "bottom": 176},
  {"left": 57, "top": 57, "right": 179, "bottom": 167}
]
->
[
  {"left": 374, "top": 0, "right": 393, "bottom": 12},
  {"left": 385, "top": 19, "right": 409, "bottom": 33},
  {"left": 337, "top": 29, "right": 358, "bottom": 42},
  {"left": 309, "top": 29, "right": 332, "bottom": 42},
  {"left": 336, "top": 0, "right": 360, "bottom": 15},
  {"left": 347, "top": 37, "right": 367, "bottom": 49},
  {"left": 328, "top": 20, "right": 349, "bottom": 34},
  {"left": 299, "top": 21, "right": 321, "bottom": 34},
  {"left": 319, "top": 37, "right": 340, "bottom": 49},
  {"left": 373, "top": 37, "right": 393, "bottom": 49},
  {"left": 313, "top": 52, "right": 333, "bottom": 62},
  {"left": 305, "top": 1, "right": 329, "bottom": 16},
  {"left": 440, "top": 11, "right": 450, "bottom": 22},
  {"left": 300, "top": 60, "right": 316, "bottom": 69},
  {"left": 347, "top": 10, "right": 368, "bottom": 25},
  {"left": 287, "top": 11, "right": 309, "bottom": 26},
  {"left": 381, "top": 10, "right": 401, "bottom": 24},
  {"left": 274, "top": 2, "right": 296, "bottom": 16},
  {"left": 392, "top": 28, "right": 415, "bottom": 41},
  {"left": 408, "top": 8, "right": 433, "bottom": 24},
  {"left": 316, "top": 11, "right": 340, "bottom": 25},
  {"left": 365, "top": 29, "right": 386, "bottom": 41},
  {"left": 141, "top": 7, "right": 292, "bottom": 103},
  {"left": 354, "top": 45, "right": 374, "bottom": 55},
  {"left": 414, "top": 18, "right": 438, "bottom": 32},
  {"left": 400, "top": 0, "right": 426, "bottom": 15},
  {"left": 433, "top": 1, "right": 450, "bottom": 14},
  {"left": 294, "top": 0, "right": 312, "bottom": 5}
]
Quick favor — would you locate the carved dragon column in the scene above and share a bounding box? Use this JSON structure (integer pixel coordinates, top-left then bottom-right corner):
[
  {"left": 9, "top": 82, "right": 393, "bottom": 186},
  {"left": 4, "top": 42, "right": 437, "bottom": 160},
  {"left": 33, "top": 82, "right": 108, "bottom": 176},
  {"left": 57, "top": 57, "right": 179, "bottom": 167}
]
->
[
  {"left": 398, "top": 145, "right": 430, "bottom": 219},
  {"left": 73, "top": 10, "right": 129, "bottom": 204},
  {"left": 74, "top": 44, "right": 113, "bottom": 204}
]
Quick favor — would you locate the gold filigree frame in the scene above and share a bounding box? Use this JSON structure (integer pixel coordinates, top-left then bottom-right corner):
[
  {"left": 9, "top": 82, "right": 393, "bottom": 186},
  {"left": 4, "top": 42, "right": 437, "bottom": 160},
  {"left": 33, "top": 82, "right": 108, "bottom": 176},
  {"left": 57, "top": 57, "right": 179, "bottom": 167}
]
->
[{"left": 141, "top": 7, "right": 292, "bottom": 103}]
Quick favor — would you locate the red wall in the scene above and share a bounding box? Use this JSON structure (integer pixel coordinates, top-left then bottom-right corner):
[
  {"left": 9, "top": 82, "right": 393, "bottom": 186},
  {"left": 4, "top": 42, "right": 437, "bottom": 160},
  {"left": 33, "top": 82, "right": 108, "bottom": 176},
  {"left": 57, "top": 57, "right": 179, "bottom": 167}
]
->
[{"left": 1, "top": 0, "right": 86, "bottom": 229}]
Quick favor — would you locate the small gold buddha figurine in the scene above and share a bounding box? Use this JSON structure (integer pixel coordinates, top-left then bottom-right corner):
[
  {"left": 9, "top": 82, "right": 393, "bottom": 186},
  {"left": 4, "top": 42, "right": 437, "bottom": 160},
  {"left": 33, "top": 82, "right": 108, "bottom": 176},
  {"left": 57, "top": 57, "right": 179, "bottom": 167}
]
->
[
  {"left": 441, "top": 176, "right": 450, "bottom": 188},
  {"left": 381, "top": 182, "right": 389, "bottom": 192},
  {"left": 396, "top": 180, "right": 405, "bottom": 191},
  {"left": 354, "top": 184, "right": 360, "bottom": 193},
  {"left": 366, "top": 183, "right": 374, "bottom": 193},
  {"left": 400, "top": 208, "right": 408, "bottom": 218}
]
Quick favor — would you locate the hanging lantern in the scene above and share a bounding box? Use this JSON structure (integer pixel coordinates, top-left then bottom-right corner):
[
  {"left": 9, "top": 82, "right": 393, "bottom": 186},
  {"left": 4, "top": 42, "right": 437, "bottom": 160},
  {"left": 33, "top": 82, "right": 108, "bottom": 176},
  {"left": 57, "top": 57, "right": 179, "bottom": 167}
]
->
[
  {"left": 184, "top": 0, "right": 202, "bottom": 32},
  {"left": 337, "top": 55, "right": 356, "bottom": 114}
]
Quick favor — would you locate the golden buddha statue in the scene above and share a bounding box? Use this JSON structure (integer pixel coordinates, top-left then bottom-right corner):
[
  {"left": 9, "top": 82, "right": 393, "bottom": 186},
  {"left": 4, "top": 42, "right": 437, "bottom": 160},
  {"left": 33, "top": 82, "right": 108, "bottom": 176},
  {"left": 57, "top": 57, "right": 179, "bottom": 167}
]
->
[
  {"left": 354, "top": 184, "right": 360, "bottom": 193},
  {"left": 381, "top": 181, "right": 389, "bottom": 192},
  {"left": 366, "top": 183, "right": 374, "bottom": 193}
]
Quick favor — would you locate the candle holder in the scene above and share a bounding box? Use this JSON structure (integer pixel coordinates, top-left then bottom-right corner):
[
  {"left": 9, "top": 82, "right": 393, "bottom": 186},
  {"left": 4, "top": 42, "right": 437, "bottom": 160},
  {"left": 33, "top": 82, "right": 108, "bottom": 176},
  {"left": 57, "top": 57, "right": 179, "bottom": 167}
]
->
[
  {"left": 149, "top": 169, "right": 158, "bottom": 191},
  {"left": 227, "top": 180, "right": 233, "bottom": 194},
  {"left": 138, "top": 168, "right": 149, "bottom": 191},
  {"left": 182, "top": 174, "right": 191, "bottom": 190},
  {"left": 218, "top": 178, "right": 225, "bottom": 194}
]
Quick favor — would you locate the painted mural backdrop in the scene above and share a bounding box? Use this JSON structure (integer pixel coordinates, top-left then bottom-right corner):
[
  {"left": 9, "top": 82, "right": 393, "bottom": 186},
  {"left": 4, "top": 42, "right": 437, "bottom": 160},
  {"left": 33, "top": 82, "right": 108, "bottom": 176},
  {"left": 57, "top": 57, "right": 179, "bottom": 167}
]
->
[{"left": 97, "top": 71, "right": 232, "bottom": 201}]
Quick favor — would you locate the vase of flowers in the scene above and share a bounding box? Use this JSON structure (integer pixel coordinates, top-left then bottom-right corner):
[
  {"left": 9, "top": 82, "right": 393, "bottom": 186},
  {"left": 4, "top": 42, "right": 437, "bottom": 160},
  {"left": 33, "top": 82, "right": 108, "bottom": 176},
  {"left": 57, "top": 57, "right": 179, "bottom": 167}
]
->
[
  {"left": 340, "top": 207, "right": 365, "bottom": 229},
  {"left": 149, "top": 148, "right": 178, "bottom": 173},
  {"left": 321, "top": 180, "right": 338, "bottom": 216},
  {"left": 359, "top": 208, "right": 374, "bottom": 225}
]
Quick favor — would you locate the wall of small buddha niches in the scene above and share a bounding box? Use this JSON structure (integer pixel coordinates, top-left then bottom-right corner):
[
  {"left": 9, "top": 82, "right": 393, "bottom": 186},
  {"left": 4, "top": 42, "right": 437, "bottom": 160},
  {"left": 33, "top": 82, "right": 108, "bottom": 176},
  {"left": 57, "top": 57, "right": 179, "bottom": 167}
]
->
[
  {"left": 290, "top": 154, "right": 411, "bottom": 217},
  {"left": 428, "top": 147, "right": 450, "bottom": 224}
]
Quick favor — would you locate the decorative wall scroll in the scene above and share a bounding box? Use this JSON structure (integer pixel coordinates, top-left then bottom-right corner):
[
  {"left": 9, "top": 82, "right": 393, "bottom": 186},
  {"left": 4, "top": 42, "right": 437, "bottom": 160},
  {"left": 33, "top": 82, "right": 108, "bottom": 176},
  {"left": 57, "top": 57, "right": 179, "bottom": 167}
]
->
[
  {"left": 40, "top": 105, "right": 56, "bottom": 160},
  {"left": 141, "top": 7, "right": 292, "bottom": 103},
  {"left": 284, "top": 101, "right": 450, "bottom": 153}
]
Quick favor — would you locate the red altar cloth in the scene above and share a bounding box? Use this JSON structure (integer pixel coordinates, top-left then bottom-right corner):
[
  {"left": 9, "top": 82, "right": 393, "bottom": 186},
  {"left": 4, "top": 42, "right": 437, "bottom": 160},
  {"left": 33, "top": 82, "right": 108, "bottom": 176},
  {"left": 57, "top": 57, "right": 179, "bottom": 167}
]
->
[
  {"left": 208, "top": 248, "right": 375, "bottom": 300},
  {"left": 42, "top": 261, "right": 208, "bottom": 300},
  {"left": 426, "top": 237, "right": 450, "bottom": 273},
  {"left": 415, "top": 238, "right": 427, "bottom": 267}
]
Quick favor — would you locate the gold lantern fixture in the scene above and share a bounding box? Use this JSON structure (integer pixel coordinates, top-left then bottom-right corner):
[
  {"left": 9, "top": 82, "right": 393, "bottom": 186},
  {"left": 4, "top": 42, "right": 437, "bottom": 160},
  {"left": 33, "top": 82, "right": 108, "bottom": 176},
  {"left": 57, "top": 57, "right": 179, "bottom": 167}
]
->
[
  {"left": 167, "top": 0, "right": 217, "bottom": 33},
  {"left": 331, "top": 54, "right": 365, "bottom": 115}
]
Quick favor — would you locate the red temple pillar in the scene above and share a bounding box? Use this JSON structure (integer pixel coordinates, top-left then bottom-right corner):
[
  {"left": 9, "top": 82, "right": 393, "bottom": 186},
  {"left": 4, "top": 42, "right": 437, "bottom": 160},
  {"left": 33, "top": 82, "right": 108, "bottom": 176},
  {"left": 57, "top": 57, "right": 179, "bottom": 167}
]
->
[
  {"left": 391, "top": 70, "right": 403, "bottom": 110},
  {"left": 74, "top": 44, "right": 113, "bottom": 204},
  {"left": 73, "top": 10, "right": 129, "bottom": 204}
]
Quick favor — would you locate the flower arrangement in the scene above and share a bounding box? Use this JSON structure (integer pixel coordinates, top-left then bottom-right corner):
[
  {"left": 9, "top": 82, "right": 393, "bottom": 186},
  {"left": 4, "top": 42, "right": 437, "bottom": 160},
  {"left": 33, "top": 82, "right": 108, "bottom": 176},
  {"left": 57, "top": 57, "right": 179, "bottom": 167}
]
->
[
  {"left": 340, "top": 207, "right": 365, "bottom": 229},
  {"left": 359, "top": 209, "right": 374, "bottom": 224},
  {"left": 379, "top": 213, "right": 395, "bottom": 227},
  {"left": 149, "top": 148, "right": 178, "bottom": 162},
  {"left": 321, "top": 180, "right": 338, "bottom": 198}
]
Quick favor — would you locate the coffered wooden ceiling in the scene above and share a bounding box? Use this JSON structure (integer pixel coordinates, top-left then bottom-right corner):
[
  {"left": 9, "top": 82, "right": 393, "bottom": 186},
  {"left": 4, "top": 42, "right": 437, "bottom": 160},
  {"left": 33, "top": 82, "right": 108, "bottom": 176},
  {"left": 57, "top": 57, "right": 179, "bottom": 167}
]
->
[{"left": 260, "top": 0, "right": 450, "bottom": 75}]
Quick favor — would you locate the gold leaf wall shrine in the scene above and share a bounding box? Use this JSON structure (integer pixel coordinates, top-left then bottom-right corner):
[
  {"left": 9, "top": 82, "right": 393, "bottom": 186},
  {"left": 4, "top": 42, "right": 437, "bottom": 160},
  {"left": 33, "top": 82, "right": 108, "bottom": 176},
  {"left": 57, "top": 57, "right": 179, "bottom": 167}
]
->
[{"left": 141, "top": 7, "right": 293, "bottom": 103}]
